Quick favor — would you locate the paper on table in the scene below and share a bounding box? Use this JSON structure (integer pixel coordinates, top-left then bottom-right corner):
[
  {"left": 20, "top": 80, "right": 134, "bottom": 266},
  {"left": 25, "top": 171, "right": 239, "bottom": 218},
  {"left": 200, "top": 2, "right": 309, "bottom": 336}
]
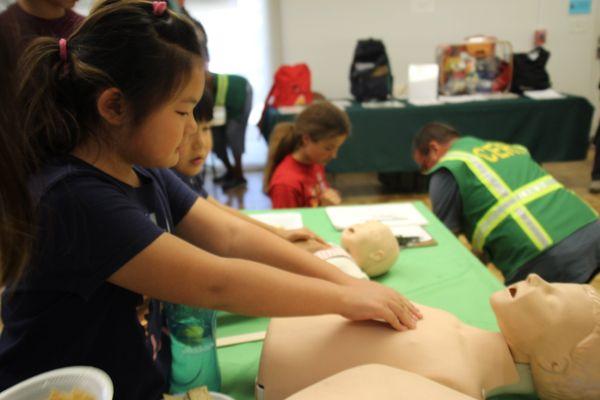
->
[
  {"left": 250, "top": 212, "right": 304, "bottom": 230},
  {"left": 438, "top": 92, "right": 519, "bottom": 103},
  {"left": 361, "top": 100, "right": 405, "bottom": 108},
  {"left": 409, "top": 98, "right": 443, "bottom": 106},
  {"left": 325, "top": 203, "right": 428, "bottom": 231},
  {"left": 439, "top": 94, "right": 486, "bottom": 103},
  {"left": 277, "top": 105, "right": 306, "bottom": 115},
  {"left": 483, "top": 92, "right": 519, "bottom": 100},
  {"left": 523, "top": 89, "right": 565, "bottom": 100}
]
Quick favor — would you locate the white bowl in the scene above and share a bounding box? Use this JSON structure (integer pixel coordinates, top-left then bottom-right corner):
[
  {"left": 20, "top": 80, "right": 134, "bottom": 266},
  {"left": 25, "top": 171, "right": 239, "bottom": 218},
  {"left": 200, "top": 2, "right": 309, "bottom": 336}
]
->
[{"left": 0, "top": 366, "right": 113, "bottom": 400}]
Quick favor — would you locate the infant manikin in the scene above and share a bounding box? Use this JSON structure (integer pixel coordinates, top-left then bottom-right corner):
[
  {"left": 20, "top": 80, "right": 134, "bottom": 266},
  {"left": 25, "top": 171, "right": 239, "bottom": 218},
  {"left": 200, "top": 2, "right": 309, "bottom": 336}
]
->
[
  {"left": 340, "top": 220, "right": 399, "bottom": 277},
  {"left": 312, "top": 245, "right": 369, "bottom": 280},
  {"left": 296, "top": 220, "right": 399, "bottom": 280},
  {"left": 256, "top": 274, "right": 600, "bottom": 400}
]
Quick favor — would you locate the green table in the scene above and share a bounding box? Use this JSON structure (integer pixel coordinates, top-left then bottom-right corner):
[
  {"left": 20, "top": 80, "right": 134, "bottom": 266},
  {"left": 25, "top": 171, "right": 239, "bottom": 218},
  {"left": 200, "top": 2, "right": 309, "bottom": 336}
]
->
[
  {"left": 216, "top": 203, "right": 535, "bottom": 400},
  {"left": 261, "top": 96, "right": 594, "bottom": 173}
]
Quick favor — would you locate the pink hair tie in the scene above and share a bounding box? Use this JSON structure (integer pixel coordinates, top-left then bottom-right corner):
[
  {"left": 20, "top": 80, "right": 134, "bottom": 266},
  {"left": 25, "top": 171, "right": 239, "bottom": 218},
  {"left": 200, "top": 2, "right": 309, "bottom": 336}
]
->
[
  {"left": 58, "top": 38, "right": 68, "bottom": 62},
  {"left": 152, "top": 1, "right": 167, "bottom": 16}
]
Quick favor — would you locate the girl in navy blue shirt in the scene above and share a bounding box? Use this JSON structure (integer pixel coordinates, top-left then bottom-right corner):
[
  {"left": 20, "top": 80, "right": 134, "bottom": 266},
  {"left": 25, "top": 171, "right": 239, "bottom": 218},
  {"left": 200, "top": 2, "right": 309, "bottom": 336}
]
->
[{"left": 0, "top": 1, "right": 421, "bottom": 398}]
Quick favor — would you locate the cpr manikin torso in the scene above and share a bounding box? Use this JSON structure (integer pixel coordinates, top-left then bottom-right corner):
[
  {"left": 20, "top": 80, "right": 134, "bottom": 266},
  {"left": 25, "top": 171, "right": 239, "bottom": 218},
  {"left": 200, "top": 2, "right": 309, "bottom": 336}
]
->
[
  {"left": 256, "top": 275, "right": 600, "bottom": 400},
  {"left": 257, "top": 305, "right": 515, "bottom": 400},
  {"left": 286, "top": 364, "right": 477, "bottom": 400}
]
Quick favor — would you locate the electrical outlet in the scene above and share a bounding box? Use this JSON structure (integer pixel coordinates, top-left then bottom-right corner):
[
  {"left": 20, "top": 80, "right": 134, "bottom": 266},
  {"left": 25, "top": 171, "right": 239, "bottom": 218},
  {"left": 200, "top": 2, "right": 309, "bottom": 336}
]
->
[{"left": 534, "top": 29, "right": 546, "bottom": 47}]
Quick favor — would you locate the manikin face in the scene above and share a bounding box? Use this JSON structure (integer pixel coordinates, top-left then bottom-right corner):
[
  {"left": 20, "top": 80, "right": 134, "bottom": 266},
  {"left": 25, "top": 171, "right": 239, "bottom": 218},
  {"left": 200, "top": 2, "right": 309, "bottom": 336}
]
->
[
  {"left": 341, "top": 220, "right": 399, "bottom": 277},
  {"left": 174, "top": 120, "right": 212, "bottom": 177},
  {"left": 301, "top": 134, "right": 348, "bottom": 165},
  {"left": 125, "top": 65, "right": 205, "bottom": 169},
  {"left": 490, "top": 274, "right": 596, "bottom": 363}
]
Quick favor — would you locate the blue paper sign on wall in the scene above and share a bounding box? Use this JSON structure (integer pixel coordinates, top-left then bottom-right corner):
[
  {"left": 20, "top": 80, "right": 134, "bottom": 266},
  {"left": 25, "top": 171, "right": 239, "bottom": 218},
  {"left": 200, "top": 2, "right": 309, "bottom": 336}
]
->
[{"left": 569, "top": 0, "right": 591, "bottom": 15}]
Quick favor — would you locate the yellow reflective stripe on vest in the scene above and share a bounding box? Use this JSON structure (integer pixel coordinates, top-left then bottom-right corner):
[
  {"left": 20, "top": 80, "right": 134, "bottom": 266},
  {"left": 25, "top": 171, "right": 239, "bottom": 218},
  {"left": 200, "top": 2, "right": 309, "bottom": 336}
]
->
[
  {"left": 472, "top": 175, "right": 562, "bottom": 251},
  {"left": 441, "top": 151, "right": 511, "bottom": 199},
  {"left": 215, "top": 74, "right": 229, "bottom": 107},
  {"left": 440, "top": 151, "right": 555, "bottom": 252}
]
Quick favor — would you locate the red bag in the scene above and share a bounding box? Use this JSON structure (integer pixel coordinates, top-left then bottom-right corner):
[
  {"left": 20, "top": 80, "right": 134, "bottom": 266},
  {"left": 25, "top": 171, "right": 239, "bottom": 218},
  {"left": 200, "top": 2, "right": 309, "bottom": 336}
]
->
[
  {"left": 258, "top": 64, "right": 314, "bottom": 137},
  {"left": 265, "top": 63, "right": 314, "bottom": 107}
]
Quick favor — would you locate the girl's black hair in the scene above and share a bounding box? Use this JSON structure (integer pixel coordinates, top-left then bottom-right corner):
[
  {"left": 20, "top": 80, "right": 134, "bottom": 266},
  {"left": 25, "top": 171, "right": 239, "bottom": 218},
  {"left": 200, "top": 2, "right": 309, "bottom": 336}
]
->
[
  {"left": 0, "top": 28, "right": 33, "bottom": 286},
  {"left": 19, "top": 0, "right": 204, "bottom": 172},
  {"left": 193, "top": 88, "right": 214, "bottom": 122}
]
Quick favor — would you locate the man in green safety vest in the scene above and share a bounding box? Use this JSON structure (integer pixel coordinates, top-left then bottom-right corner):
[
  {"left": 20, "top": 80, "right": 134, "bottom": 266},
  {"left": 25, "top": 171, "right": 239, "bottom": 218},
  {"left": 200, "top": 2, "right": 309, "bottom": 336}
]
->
[{"left": 412, "top": 122, "right": 600, "bottom": 285}]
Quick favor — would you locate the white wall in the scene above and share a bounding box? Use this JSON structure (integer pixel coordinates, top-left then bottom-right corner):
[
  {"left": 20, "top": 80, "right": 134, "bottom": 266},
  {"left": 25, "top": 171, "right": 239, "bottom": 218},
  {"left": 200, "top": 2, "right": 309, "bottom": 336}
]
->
[{"left": 278, "top": 0, "right": 600, "bottom": 129}]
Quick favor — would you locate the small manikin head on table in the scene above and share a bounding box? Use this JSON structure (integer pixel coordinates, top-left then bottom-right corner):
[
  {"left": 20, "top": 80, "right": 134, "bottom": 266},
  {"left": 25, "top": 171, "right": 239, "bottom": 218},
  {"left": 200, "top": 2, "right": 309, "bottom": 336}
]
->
[{"left": 341, "top": 220, "right": 400, "bottom": 277}]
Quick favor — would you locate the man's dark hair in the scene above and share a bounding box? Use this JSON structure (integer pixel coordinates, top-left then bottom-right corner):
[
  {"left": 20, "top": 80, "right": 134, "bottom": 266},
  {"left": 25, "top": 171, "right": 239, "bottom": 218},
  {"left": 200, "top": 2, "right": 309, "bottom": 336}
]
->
[{"left": 412, "top": 122, "right": 460, "bottom": 155}]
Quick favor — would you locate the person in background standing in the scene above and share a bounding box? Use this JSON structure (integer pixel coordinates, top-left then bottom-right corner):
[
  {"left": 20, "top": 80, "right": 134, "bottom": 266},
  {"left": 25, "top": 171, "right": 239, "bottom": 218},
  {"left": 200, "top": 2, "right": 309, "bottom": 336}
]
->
[
  {"left": 0, "top": 0, "right": 83, "bottom": 60},
  {"left": 208, "top": 72, "right": 252, "bottom": 191}
]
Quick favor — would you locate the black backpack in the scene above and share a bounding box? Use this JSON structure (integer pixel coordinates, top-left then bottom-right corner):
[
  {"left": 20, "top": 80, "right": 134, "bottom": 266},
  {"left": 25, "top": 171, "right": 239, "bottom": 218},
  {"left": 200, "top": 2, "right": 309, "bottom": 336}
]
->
[
  {"left": 350, "top": 39, "right": 393, "bottom": 101},
  {"left": 510, "top": 47, "right": 551, "bottom": 94}
]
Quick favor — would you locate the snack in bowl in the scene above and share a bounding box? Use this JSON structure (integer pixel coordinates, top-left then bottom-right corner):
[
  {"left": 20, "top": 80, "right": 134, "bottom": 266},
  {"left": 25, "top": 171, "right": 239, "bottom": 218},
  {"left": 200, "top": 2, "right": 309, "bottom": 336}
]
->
[{"left": 48, "top": 388, "right": 95, "bottom": 400}]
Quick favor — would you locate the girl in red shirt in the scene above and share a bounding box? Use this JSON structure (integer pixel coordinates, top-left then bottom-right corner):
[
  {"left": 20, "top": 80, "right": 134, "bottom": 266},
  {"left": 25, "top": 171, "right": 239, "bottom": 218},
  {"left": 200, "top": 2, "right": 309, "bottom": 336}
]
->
[{"left": 264, "top": 101, "right": 350, "bottom": 208}]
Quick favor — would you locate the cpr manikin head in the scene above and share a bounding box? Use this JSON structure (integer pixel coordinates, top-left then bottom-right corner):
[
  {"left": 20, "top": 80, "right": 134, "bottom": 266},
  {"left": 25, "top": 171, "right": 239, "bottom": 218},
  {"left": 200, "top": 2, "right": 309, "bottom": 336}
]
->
[
  {"left": 490, "top": 274, "right": 600, "bottom": 400},
  {"left": 341, "top": 221, "right": 399, "bottom": 277}
]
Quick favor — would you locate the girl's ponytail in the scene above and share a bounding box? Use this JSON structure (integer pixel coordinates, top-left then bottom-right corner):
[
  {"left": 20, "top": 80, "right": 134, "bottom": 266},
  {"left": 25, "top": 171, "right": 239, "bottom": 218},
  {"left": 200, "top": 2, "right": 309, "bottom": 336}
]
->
[
  {"left": 262, "top": 122, "right": 300, "bottom": 192},
  {"left": 19, "top": 37, "right": 84, "bottom": 172},
  {"left": 0, "top": 38, "right": 33, "bottom": 287}
]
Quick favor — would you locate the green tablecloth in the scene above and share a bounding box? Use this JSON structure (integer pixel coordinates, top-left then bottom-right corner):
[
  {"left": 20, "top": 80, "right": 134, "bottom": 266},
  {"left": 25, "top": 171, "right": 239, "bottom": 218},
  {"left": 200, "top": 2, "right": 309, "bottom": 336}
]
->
[
  {"left": 215, "top": 203, "right": 536, "bottom": 400},
  {"left": 261, "top": 96, "right": 594, "bottom": 173}
]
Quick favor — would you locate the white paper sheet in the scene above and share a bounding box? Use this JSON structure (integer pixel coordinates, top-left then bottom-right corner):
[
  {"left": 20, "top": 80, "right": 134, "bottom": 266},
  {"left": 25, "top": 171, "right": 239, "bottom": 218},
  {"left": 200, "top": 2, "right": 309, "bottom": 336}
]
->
[
  {"left": 523, "top": 89, "right": 565, "bottom": 100},
  {"left": 438, "top": 92, "right": 519, "bottom": 103},
  {"left": 361, "top": 100, "right": 405, "bottom": 109},
  {"left": 277, "top": 105, "right": 306, "bottom": 115},
  {"left": 325, "top": 203, "right": 428, "bottom": 231},
  {"left": 249, "top": 212, "right": 304, "bottom": 230},
  {"left": 408, "top": 98, "right": 444, "bottom": 106}
]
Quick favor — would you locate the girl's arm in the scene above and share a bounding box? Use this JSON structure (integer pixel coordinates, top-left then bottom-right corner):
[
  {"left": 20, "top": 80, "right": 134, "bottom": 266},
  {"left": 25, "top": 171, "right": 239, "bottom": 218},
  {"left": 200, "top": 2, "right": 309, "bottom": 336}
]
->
[
  {"left": 175, "top": 198, "right": 421, "bottom": 323},
  {"left": 107, "top": 231, "right": 417, "bottom": 331},
  {"left": 175, "top": 198, "right": 352, "bottom": 285},
  {"left": 205, "top": 195, "right": 325, "bottom": 244},
  {"left": 319, "top": 188, "right": 341, "bottom": 206}
]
